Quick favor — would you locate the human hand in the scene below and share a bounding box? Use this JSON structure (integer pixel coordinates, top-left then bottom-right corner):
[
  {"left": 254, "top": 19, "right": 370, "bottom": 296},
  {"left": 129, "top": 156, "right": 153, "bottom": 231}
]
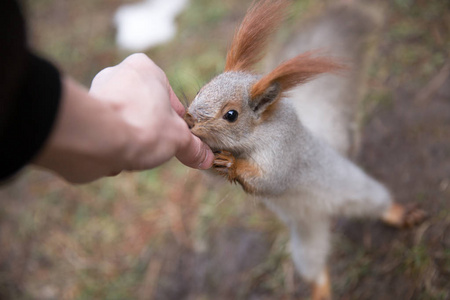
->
[
  {"left": 34, "top": 54, "right": 213, "bottom": 183},
  {"left": 89, "top": 53, "right": 214, "bottom": 171}
]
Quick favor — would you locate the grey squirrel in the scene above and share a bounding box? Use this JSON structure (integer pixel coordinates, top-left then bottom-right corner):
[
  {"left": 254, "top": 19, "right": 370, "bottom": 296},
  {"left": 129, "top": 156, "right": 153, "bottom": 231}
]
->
[{"left": 184, "top": 1, "right": 426, "bottom": 299}]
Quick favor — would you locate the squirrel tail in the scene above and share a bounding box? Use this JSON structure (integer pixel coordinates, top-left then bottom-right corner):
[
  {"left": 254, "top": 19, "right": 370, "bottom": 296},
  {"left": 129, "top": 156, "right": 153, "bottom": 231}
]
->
[{"left": 268, "top": 2, "right": 384, "bottom": 157}]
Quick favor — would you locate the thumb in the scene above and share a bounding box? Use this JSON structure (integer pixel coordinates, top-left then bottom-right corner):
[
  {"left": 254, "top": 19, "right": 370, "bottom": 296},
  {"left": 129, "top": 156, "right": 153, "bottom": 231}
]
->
[{"left": 176, "top": 133, "right": 214, "bottom": 169}]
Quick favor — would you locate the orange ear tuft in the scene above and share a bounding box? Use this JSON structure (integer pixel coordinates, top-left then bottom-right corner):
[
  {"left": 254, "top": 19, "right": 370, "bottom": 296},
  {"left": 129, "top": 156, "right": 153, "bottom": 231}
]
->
[
  {"left": 251, "top": 51, "right": 345, "bottom": 98},
  {"left": 225, "top": 0, "right": 290, "bottom": 72}
]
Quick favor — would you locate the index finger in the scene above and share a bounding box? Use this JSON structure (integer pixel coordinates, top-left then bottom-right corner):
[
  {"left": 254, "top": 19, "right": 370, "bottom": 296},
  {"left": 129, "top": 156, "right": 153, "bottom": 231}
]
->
[{"left": 165, "top": 78, "right": 185, "bottom": 117}]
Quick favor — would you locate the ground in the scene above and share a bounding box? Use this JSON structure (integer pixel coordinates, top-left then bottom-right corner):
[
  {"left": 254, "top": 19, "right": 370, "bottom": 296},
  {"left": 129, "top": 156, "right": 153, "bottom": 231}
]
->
[{"left": 0, "top": 0, "right": 449, "bottom": 299}]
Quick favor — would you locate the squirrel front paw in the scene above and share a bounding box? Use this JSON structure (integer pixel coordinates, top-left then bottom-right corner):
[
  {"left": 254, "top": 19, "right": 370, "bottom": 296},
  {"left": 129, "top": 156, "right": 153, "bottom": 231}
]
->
[{"left": 213, "top": 150, "right": 237, "bottom": 182}]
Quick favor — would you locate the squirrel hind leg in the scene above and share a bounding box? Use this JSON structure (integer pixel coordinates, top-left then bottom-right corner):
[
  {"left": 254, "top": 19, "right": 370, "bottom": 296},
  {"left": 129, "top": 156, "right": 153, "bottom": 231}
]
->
[
  {"left": 311, "top": 269, "right": 332, "bottom": 300},
  {"left": 381, "top": 202, "right": 427, "bottom": 228},
  {"left": 288, "top": 217, "right": 332, "bottom": 299}
]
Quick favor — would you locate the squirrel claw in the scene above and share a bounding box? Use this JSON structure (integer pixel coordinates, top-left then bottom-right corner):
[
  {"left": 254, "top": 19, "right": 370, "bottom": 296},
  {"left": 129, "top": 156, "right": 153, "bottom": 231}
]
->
[
  {"left": 403, "top": 204, "right": 427, "bottom": 228},
  {"left": 213, "top": 150, "right": 236, "bottom": 181},
  {"left": 382, "top": 203, "right": 427, "bottom": 229}
]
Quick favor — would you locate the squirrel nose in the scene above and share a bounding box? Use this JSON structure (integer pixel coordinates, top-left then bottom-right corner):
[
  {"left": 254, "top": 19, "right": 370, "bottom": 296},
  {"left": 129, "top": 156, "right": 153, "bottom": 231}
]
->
[{"left": 184, "top": 112, "right": 195, "bottom": 129}]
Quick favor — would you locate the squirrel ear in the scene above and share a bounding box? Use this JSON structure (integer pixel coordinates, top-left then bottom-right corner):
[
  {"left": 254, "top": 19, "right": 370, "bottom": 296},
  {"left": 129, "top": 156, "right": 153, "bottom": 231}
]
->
[
  {"left": 250, "top": 52, "right": 344, "bottom": 113},
  {"left": 225, "top": 0, "right": 289, "bottom": 72},
  {"left": 249, "top": 52, "right": 343, "bottom": 116},
  {"left": 249, "top": 82, "right": 281, "bottom": 114}
]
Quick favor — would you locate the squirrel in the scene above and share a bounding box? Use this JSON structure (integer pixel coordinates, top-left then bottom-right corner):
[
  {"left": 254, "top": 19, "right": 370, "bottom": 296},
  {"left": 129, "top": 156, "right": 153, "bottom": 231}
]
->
[{"left": 184, "top": 1, "right": 426, "bottom": 299}]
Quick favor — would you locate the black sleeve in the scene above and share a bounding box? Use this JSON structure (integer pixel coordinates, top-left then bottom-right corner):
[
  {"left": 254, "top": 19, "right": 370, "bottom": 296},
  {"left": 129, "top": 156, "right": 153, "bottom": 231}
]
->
[{"left": 0, "top": 0, "right": 62, "bottom": 182}]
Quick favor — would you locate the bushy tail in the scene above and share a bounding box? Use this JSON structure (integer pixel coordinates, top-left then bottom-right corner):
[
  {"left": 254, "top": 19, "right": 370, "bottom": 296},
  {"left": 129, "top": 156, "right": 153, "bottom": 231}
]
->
[{"left": 268, "top": 2, "right": 384, "bottom": 157}]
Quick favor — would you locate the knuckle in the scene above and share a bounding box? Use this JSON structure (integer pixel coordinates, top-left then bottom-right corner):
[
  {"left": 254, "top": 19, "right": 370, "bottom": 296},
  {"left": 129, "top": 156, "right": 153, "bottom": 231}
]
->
[
  {"left": 123, "top": 54, "right": 166, "bottom": 82},
  {"left": 124, "top": 53, "right": 148, "bottom": 64},
  {"left": 92, "top": 66, "right": 114, "bottom": 82},
  {"left": 124, "top": 53, "right": 159, "bottom": 71}
]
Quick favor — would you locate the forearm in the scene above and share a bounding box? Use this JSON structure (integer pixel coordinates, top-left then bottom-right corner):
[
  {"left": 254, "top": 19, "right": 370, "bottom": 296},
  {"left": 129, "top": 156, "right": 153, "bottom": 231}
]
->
[{"left": 34, "top": 77, "right": 129, "bottom": 183}]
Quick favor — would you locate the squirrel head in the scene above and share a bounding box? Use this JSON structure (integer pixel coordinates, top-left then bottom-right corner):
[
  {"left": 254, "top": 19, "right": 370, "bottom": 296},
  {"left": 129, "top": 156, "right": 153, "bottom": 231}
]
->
[
  {"left": 185, "top": 0, "right": 343, "bottom": 153},
  {"left": 185, "top": 71, "right": 276, "bottom": 153}
]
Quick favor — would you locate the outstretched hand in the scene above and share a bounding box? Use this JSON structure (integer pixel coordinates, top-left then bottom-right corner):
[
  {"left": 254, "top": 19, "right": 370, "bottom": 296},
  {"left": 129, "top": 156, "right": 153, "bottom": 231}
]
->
[{"left": 35, "top": 54, "right": 213, "bottom": 183}]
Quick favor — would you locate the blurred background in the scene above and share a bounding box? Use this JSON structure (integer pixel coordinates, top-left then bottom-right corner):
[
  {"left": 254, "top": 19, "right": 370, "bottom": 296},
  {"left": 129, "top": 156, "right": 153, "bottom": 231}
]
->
[{"left": 0, "top": 0, "right": 449, "bottom": 299}]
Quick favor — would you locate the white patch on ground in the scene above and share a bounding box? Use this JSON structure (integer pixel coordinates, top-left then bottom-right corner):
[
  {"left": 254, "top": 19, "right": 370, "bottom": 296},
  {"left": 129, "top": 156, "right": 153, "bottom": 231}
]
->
[{"left": 114, "top": 0, "right": 189, "bottom": 51}]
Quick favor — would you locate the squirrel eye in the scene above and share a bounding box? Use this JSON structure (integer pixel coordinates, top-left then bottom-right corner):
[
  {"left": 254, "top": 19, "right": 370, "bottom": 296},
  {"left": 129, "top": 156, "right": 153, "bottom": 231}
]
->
[{"left": 223, "top": 110, "right": 238, "bottom": 122}]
